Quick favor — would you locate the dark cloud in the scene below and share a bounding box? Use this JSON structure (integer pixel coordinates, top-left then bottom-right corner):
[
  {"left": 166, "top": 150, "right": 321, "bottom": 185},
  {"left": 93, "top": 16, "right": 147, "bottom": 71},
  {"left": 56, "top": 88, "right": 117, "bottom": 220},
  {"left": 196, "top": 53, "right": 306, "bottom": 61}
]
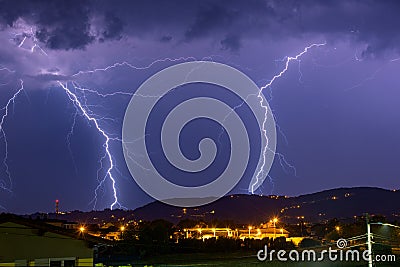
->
[
  {"left": 182, "top": 0, "right": 400, "bottom": 57},
  {"left": 34, "top": 0, "right": 94, "bottom": 50},
  {"left": 101, "top": 12, "right": 124, "bottom": 41},
  {"left": 220, "top": 34, "right": 241, "bottom": 52},
  {"left": 0, "top": 0, "right": 31, "bottom": 26},
  {"left": 281, "top": 0, "right": 400, "bottom": 57},
  {"left": 184, "top": 4, "right": 235, "bottom": 40},
  {"left": 160, "top": 35, "right": 173, "bottom": 43},
  {"left": 0, "top": 0, "right": 400, "bottom": 56},
  {"left": 0, "top": 0, "right": 95, "bottom": 50},
  {"left": 35, "top": 27, "right": 94, "bottom": 51}
]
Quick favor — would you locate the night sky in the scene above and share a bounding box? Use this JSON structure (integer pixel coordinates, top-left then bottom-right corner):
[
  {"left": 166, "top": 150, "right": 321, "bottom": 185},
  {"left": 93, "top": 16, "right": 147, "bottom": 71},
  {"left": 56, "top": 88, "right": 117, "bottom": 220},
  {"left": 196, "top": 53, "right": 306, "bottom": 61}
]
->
[{"left": 0, "top": 0, "right": 400, "bottom": 214}]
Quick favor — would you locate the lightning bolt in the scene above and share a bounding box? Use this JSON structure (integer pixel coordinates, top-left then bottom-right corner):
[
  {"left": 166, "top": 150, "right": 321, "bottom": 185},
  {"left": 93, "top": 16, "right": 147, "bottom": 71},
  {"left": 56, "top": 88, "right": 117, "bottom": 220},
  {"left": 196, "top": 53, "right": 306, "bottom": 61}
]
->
[
  {"left": 5, "top": 26, "right": 326, "bottom": 206},
  {"left": 0, "top": 80, "right": 24, "bottom": 193},
  {"left": 12, "top": 26, "right": 48, "bottom": 56},
  {"left": 71, "top": 57, "right": 199, "bottom": 77},
  {"left": 11, "top": 26, "right": 127, "bottom": 209},
  {"left": 0, "top": 67, "right": 15, "bottom": 73},
  {"left": 65, "top": 56, "right": 222, "bottom": 206},
  {"left": 57, "top": 82, "right": 121, "bottom": 210},
  {"left": 251, "top": 42, "right": 326, "bottom": 194}
]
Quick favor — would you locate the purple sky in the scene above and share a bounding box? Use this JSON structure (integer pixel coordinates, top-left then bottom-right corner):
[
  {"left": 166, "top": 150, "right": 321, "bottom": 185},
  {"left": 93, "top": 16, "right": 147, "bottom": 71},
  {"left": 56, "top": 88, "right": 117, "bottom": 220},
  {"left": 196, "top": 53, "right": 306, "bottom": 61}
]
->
[{"left": 0, "top": 0, "right": 400, "bottom": 214}]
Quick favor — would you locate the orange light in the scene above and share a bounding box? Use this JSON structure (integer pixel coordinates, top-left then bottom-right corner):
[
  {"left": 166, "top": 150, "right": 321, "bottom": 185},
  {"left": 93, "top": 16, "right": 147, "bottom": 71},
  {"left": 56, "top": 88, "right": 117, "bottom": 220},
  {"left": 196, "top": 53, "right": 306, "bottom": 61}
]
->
[{"left": 79, "top": 226, "right": 85, "bottom": 232}]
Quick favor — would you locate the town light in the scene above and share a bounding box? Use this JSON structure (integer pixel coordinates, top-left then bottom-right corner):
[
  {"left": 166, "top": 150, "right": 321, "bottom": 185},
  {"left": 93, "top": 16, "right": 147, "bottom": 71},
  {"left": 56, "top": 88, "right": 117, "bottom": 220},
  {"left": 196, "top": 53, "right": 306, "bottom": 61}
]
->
[{"left": 272, "top": 218, "right": 278, "bottom": 239}]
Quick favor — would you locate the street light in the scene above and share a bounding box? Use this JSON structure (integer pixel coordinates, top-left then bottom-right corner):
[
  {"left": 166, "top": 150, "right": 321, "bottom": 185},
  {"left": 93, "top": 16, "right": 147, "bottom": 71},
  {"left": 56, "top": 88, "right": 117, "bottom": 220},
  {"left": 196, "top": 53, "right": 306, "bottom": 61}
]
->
[
  {"left": 119, "top": 225, "right": 125, "bottom": 239},
  {"left": 248, "top": 226, "right": 252, "bottom": 238},
  {"left": 120, "top": 226, "right": 125, "bottom": 240}
]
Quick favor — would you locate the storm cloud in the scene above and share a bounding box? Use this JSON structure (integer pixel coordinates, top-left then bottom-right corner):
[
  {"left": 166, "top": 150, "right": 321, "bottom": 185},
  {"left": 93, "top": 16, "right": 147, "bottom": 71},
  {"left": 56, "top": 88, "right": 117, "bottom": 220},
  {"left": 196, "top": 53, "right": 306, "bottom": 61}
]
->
[{"left": 0, "top": 0, "right": 399, "bottom": 55}]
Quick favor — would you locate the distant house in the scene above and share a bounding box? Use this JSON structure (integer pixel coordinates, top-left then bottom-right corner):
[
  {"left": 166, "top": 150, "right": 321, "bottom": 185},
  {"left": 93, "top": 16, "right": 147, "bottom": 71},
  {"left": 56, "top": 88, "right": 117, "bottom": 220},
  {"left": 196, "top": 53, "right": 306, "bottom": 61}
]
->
[
  {"left": 100, "top": 222, "right": 115, "bottom": 229},
  {"left": 0, "top": 214, "right": 109, "bottom": 267},
  {"left": 63, "top": 222, "right": 79, "bottom": 230},
  {"left": 181, "top": 225, "right": 290, "bottom": 240},
  {"left": 45, "top": 219, "right": 79, "bottom": 230},
  {"left": 238, "top": 227, "right": 289, "bottom": 240}
]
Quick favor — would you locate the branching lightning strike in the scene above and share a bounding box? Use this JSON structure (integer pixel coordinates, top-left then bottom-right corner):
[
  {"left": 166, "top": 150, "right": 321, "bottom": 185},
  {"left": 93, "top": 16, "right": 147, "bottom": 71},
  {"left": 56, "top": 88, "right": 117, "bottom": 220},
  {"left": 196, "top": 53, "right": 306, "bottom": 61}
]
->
[
  {"left": 251, "top": 42, "right": 326, "bottom": 194},
  {"left": 71, "top": 57, "right": 199, "bottom": 77},
  {"left": 3, "top": 26, "right": 326, "bottom": 208},
  {"left": 57, "top": 82, "right": 121, "bottom": 210},
  {"left": 8, "top": 29, "right": 127, "bottom": 209},
  {"left": 0, "top": 79, "right": 24, "bottom": 193}
]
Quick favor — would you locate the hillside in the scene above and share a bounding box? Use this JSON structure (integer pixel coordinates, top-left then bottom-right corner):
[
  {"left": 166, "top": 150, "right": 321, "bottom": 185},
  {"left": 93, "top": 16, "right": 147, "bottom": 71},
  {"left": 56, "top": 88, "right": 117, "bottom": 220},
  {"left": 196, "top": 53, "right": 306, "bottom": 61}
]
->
[{"left": 37, "top": 187, "right": 400, "bottom": 224}]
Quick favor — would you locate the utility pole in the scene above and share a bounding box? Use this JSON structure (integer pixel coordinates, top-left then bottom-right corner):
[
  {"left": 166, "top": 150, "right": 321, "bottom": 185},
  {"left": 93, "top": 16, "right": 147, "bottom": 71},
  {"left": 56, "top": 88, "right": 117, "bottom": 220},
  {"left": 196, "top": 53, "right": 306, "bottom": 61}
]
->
[
  {"left": 366, "top": 214, "right": 373, "bottom": 267},
  {"left": 55, "top": 199, "right": 59, "bottom": 217}
]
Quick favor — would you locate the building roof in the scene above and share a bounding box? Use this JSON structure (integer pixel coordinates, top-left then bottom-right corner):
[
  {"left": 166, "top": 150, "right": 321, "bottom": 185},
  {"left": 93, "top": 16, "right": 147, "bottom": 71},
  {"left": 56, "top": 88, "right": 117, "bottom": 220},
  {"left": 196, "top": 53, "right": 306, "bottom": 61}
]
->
[{"left": 0, "top": 213, "right": 113, "bottom": 246}]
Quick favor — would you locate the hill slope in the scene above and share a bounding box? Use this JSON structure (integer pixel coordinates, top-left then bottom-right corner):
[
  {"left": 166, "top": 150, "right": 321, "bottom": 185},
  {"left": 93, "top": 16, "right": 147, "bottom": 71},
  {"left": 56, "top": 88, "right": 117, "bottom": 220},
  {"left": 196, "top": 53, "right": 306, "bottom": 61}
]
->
[{"left": 37, "top": 187, "right": 400, "bottom": 224}]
